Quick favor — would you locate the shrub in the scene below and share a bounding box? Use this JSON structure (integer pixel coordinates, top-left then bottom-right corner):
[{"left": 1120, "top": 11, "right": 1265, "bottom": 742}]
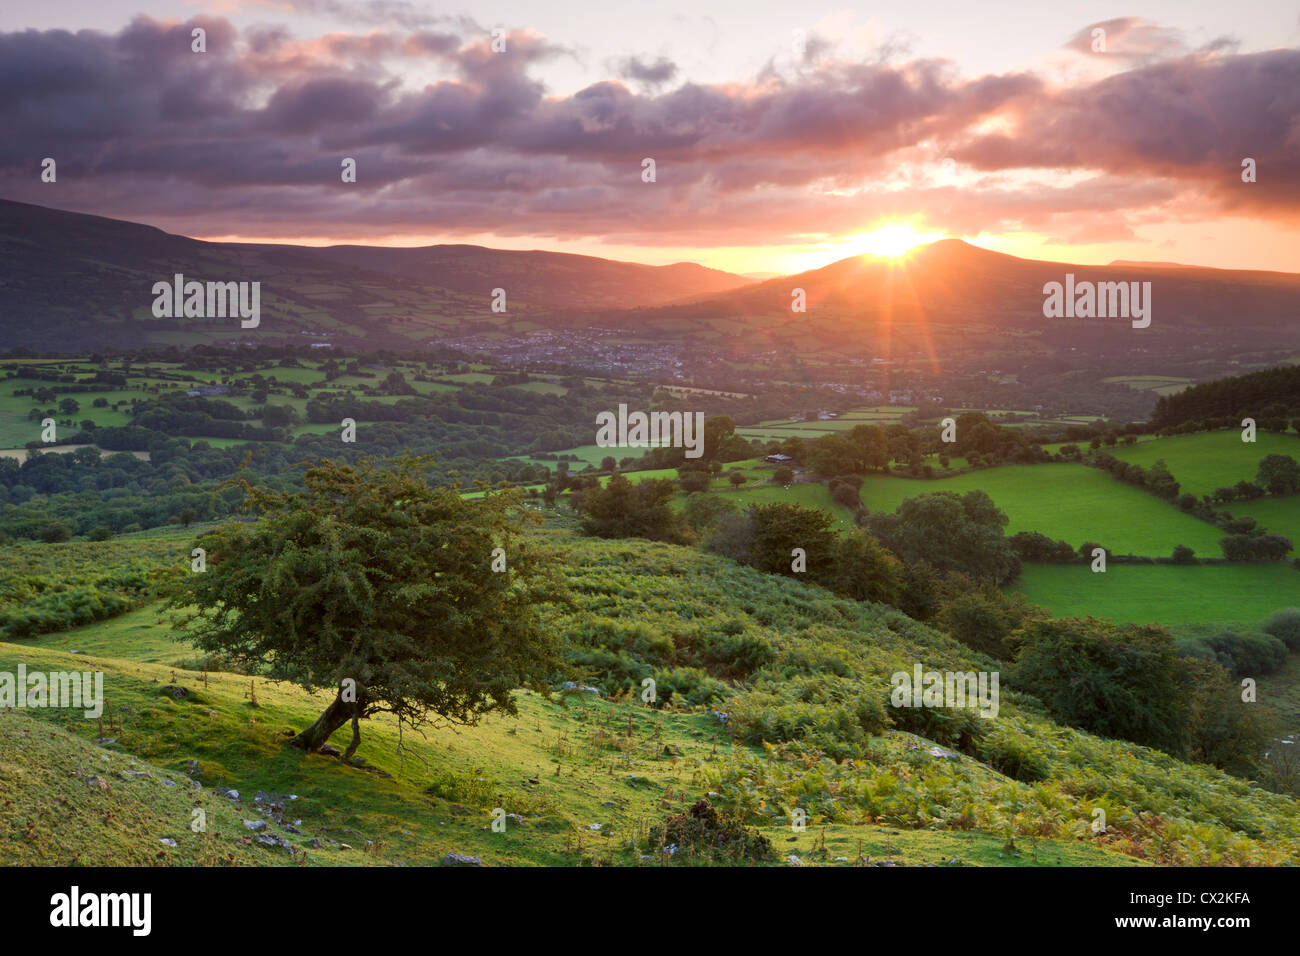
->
[{"left": 1262, "top": 608, "right": 1300, "bottom": 651}]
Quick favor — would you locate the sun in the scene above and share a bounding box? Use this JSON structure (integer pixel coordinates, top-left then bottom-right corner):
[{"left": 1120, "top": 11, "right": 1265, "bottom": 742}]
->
[{"left": 849, "top": 222, "right": 946, "bottom": 259}]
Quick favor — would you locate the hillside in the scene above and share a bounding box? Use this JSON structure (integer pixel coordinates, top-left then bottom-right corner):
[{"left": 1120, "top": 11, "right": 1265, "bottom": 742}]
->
[
  {"left": 0, "top": 199, "right": 749, "bottom": 351},
  {"left": 614, "top": 239, "right": 1300, "bottom": 357},
  {"left": 6, "top": 201, "right": 1300, "bottom": 370},
  {"left": 3, "top": 523, "right": 1297, "bottom": 866}
]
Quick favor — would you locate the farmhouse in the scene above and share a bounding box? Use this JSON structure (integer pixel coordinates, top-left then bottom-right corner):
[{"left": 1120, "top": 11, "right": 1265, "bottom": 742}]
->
[{"left": 764, "top": 453, "right": 794, "bottom": 464}]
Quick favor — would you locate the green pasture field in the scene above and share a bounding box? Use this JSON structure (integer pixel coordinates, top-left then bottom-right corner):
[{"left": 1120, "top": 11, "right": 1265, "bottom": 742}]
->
[
  {"left": 1012, "top": 562, "right": 1300, "bottom": 626},
  {"left": 858, "top": 463, "right": 1225, "bottom": 556},
  {"left": 1109, "top": 430, "right": 1300, "bottom": 499}
]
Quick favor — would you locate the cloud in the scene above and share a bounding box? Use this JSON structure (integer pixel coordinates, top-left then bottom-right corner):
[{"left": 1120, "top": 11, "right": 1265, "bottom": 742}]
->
[
  {"left": 0, "top": 15, "right": 1294, "bottom": 249},
  {"left": 611, "top": 55, "right": 678, "bottom": 87}
]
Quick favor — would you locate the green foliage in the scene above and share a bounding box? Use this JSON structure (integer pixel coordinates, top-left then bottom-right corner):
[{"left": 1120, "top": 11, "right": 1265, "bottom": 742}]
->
[
  {"left": 1262, "top": 607, "right": 1300, "bottom": 651},
  {"left": 1257, "top": 454, "right": 1300, "bottom": 496},
  {"left": 0, "top": 536, "right": 176, "bottom": 639},
  {"left": 934, "top": 573, "right": 1045, "bottom": 660},
  {"left": 1181, "top": 630, "right": 1288, "bottom": 678},
  {"left": 646, "top": 799, "right": 775, "bottom": 864},
  {"left": 167, "top": 456, "right": 561, "bottom": 752},
  {"left": 1010, "top": 617, "right": 1268, "bottom": 770},
  {"left": 868, "top": 490, "right": 1021, "bottom": 584},
  {"left": 576, "top": 474, "right": 687, "bottom": 543}
]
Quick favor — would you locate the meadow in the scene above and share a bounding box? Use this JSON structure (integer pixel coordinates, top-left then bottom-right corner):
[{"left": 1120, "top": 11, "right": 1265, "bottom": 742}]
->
[
  {"left": 1013, "top": 562, "right": 1300, "bottom": 627},
  {"left": 1108, "top": 430, "right": 1300, "bottom": 498},
  {"left": 857, "top": 464, "right": 1225, "bottom": 557}
]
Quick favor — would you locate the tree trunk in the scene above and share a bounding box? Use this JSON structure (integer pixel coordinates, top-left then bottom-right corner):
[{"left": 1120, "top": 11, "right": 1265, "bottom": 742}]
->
[
  {"left": 341, "top": 706, "right": 362, "bottom": 764},
  {"left": 289, "top": 693, "right": 353, "bottom": 752}
]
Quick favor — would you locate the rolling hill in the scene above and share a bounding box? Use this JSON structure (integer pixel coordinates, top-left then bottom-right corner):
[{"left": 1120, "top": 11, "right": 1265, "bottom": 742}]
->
[
  {"left": 4, "top": 199, "right": 1299, "bottom": 367},
  {"left": 612, "top": 239, "right": 1300, "bottom": 357},
  {"left": 0, "top": 199, "right": 750, "bottom": 351}
]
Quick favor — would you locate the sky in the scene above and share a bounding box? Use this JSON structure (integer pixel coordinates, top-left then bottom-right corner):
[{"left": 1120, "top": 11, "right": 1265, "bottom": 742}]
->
[{"left": 2, "top": 1, "right": 1299, "bottom": 274}]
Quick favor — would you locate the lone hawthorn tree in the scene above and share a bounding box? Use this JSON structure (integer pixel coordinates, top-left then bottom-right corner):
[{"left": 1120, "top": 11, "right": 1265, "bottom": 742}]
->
[{"left": 168, "top": 456, "right": 560, "bottom": 762}]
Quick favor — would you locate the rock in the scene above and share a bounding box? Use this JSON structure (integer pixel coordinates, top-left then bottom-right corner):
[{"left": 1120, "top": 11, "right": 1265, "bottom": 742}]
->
[
  {"left": 786, "top": 855, "right": 802, "bottom": 866},
  {"left": 218, "top": 789, "right": 239, "bottom": 801},
  {"left": 161, "top": 779, "right": 176, "bottom": 788},
  {"left": 255, "top": 833, "right": 293, "bottom": 851},
  {"left": 283, "top": 825, "right": 302, "bottom": 835},
  {"left": 84, "top": 776, "right": 110, "bottom": 791},
  {"left": 441, "top": 852, "right": 482, "bottom": 867},
  {"left": 926, "top": 746, "right": 960, "bottom": 761},
  {"left": 319, "top": 744, "right": 342, "bottom": 757},
  {"left": 96, "top": 738, "right": 117, "bottom": 745},
  {"left": 710, "top": 711, "right": 729, "bottom": 724},
  {"left": 586, "top": 823, "right": 602, "bottom": 832},
  {"left": 159, "top": 838, "right": 178, "bottom": 847},
  {"left": 560, "top": 681, "right": 602, "bottom": 695},
  {"left": 527, "top": 778, "right": 540, "bottom": 785},
  {"left": 122, "top": 770, "right": 149, "bottom": 778},
  {"left": 307, "top": 838, "right": 323, "bottom": 849},
  {"left": 160, "top": 685, "right": 188, "bottom": 699},
  {"left": 243, "top": 820, "right": 267, "bottom": 831},
  {"left": 338, "top": 843, "right": 353, "bottom": 851}
]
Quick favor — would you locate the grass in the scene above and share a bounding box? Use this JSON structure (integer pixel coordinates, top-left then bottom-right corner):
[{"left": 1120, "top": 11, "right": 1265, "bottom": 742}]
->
[
  {"left": 3, "top": 525, "right": 1299, "bottom": 866},
  {"left": 859, "top": 464, "right": 1225, "bottom": 556},
  {"left": 1108, "top": 430, "right": 1300, "bottom": 499},
  {"left": 1225, "top": 496, "right": 1300, "bottom": 551},
  {"left": 1012, "top": 562, "right": 1300, "bottom": 626}
]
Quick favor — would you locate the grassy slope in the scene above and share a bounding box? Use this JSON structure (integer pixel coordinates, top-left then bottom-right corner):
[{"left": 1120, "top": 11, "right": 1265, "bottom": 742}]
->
[
  {"left": 858, "top": 464, "right": 1223, "bottom": 556},
  {"left": 1109, "top": 431, "right": 1300, "bottom": 498},
  {"left": 4, "top": 526, "right": 1299, "bottom": 865}
]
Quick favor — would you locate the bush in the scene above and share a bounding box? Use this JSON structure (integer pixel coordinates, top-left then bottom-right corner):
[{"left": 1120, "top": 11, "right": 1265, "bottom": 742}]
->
[
  {"left": 1171, "top": 544, "right": 1196, "bottom": 564},
  {"left": 1181, "top": 631, "right": 1288, "bottom": 677},
  {"left": 678, "top": 471, "right": 711, "bottom": 493},
  {"left": 1262, "top": 608, "right": 1300, "bottom": 651},
  {"left": 1011, "top": 618, "right": 1190, "bottom": 754},
  {"left": 39, "top": 523, "right": 73, "bottom": 543},
  {"left": 1009, "top": 531, "right": 1076, "bottom": 563}
]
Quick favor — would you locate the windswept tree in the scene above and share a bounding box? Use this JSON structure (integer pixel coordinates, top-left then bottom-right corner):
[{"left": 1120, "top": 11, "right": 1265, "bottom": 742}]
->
[{"left": 167, "top": 456, "right": 561, "bottom": 762}]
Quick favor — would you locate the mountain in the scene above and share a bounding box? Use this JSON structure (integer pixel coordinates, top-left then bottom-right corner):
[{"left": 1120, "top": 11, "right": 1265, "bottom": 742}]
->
[
  {"left": 609, "top": 238, "right": 1300, "bottom": 359},
  {"left": 0, "top": 199, "right": 750, "bottom": 351},
  {"left": 3, "top": 200, "right": 1298, "bottom": 364},
  {"left": 309, "top": 244, "right": 749, "bottom": 309}
]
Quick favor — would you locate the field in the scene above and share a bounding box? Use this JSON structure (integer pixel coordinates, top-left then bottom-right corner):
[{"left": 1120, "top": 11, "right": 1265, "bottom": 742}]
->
[
  {"left": 1109, "top": 430, "right": 1300, "bottom": 498},
  {"left": 1231, "top": 496, "right": 1300, "bottom": 550},
  {"left": 858, "top": 464, "right": 1225, "bottom": 556},
  {"left": 1013, "top": 562, "right": 1300, "bottom": 626},
  {"left": 1103, "top": 375, "right": 1195, "bottom": 396}
]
